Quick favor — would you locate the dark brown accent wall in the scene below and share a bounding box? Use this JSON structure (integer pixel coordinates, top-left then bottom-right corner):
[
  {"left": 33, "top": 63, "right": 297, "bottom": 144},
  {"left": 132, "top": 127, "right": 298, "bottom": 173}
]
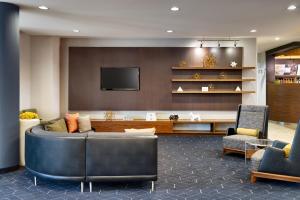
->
[{"left": 69, "top": 47, "right": 242, "bottom": 110}]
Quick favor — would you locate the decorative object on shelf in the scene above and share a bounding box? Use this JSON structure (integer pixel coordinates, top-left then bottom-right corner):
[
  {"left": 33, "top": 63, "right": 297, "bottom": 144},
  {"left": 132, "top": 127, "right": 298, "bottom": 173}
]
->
[
  {"left": 104, "top": 111, "right": 114, "bottom": 121},
  {"left": 235, "top": 86, "right": 241, "bottom": 91},
  {"left": 218, "top": 72, "right": 227, "bottom": 79},
  {"left": 201, "top": 86, "right": 209, "bottom": 92},
  {"left": 177, "top": 86, "right": 183, "bottom": 92},
  {"left": 190, "top": 112, "right": 201, "bottom": 121},
  {"left": 203, "top": 53, "right": 216, "bottom": 68},
  {"left": 146, "top": 112, "right": 157, "bottom": 121},
  {"left": 192, "top": 73, "right": 201, "bottom": 79},
  {"left": 230, "top": 61, "right": 238, "bottom": 68},
  {"left": 178, "top": 60, "right": 187, "bottom": 68},
  {"left": 169, "top": 114, "right": 179, "bottom": 121},
  {"left": 208, "top": 83, "right": 215, "bottom": 90}
]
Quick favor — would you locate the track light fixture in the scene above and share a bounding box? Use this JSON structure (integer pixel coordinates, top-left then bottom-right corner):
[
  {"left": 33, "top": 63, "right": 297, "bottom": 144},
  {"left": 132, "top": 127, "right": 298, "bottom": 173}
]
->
[
  {"left": 197, "top": 39, "right": 239, "bottom": 48},
  {"left": 234, "top": 41, "right": 237, "bottom": 48}
]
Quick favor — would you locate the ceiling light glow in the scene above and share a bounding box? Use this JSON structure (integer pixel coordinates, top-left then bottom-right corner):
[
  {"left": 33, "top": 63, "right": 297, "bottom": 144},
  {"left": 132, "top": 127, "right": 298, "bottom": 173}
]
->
[
  {"left": 275, "top": 37, "right": 280, "bottom": 41},
  {"left": 288, "top": 5, "right": 297, "bottom": 10},
  {"left": 170, "top": 6, "right": 180, "bottom": 11},
  {"left": 166, "top": 30, "right": 174, "bottom": 33},
  {"left": 250, "top": 29, "right": 257, "bottom": 33},
  {"left": 38, "top": 5, "right": 48, "bottom": 10},
  {"left": 73, "top": 29, "right": 80, "bottom": 33}
]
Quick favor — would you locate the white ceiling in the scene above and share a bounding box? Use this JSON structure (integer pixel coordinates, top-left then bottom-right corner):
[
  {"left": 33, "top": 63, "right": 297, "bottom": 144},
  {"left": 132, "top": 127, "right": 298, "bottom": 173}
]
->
[{"left": 3, "top": 0, "right": 300, "bottom": 52}]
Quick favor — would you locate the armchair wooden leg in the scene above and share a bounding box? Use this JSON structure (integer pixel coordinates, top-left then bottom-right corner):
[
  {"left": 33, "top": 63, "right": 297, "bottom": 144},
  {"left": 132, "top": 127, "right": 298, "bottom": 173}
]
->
[
  {"left": 251, "top": 173, "right": 257, "bottom": 183},
  {"left": 223, "top": 148, "right": 227, "bottom": 155}
]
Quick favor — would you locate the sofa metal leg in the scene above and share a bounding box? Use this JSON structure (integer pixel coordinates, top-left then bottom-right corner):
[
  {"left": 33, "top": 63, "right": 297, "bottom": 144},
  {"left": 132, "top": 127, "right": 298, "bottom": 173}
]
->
[
  {"left": 81, "top": 182, "right": 84, "bottom": 193},
  {"left": 34, "top": 176, "right": 37, "bottom": 186},
  {"left": 89, "top": 182, "right": 92, "bottom": 192},
  {"left": 151, "top": 181, "right": 155, "bottom": 192}
]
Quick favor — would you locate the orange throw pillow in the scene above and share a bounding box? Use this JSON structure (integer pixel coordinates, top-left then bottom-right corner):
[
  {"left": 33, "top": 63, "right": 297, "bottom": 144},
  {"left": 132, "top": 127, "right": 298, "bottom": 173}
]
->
[{"left": 65, "top": 113, "right": 79, "bottom": 133}]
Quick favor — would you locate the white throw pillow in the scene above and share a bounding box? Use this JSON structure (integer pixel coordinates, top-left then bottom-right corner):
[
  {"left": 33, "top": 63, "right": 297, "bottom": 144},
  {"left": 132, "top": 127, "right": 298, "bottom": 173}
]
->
[{"left": 124, "top": 127, "right": 156, "bottom": 135}]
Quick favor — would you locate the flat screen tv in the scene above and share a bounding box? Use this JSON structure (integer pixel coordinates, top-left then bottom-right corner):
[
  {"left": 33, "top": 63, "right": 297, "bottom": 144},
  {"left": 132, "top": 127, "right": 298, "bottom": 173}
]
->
[{"left": 101, "top": 67, "right": 140, "bottom": 91}]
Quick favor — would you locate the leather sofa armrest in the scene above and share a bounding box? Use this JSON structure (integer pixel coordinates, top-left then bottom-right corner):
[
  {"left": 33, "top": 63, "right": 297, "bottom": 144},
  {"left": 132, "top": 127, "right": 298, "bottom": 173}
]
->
[
  {"left": 25, "top": 130, "right": 86, "bottom": 178},
  {"left": 272, "top": 140, "right": 289, "bottom": 149},
  {"left": 227, "top": 128, "right": 236, "bottom": 136}
]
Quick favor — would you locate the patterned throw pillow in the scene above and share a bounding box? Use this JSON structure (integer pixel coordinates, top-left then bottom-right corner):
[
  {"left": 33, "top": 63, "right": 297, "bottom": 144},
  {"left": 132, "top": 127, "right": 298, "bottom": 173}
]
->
[{"left": 65, "top": 113, "right": 79, "bottom": 133}]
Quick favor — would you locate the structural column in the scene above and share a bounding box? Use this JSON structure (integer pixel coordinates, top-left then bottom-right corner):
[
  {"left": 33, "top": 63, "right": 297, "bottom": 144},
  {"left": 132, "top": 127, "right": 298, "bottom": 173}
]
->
[{"left": 0, "top": 2, "right": 20, "bottom": 171}]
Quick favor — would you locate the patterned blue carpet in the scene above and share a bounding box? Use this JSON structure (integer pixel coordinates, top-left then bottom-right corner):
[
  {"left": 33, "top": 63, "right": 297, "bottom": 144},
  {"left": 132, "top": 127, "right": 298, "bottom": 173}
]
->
[{"left": 0, "top": 136, "right": 300, "bottom": 200}]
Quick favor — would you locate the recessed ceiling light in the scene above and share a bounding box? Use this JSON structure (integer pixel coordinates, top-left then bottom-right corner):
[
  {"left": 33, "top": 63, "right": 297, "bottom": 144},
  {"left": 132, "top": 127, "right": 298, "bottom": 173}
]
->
[
  {"left": 170, "top": 6, "right": 179, "bottom": 11},
  {"left": 166, "top": 30, "right": 174, "bottom": 33},
  {"left": 275, "top": 37, "right": 280, "bottom": 41},
  {"left": 288, "top": 5, "right": 297, "bottom": 10},
  {"left": 73, "top": 29, "right": 80, "bottom": 33},
  {"left": 250, "top": 29, "right": 257, "bottom": 33},
  {"left": 38, "top": 5, "right": 48, "bottom": 10}
]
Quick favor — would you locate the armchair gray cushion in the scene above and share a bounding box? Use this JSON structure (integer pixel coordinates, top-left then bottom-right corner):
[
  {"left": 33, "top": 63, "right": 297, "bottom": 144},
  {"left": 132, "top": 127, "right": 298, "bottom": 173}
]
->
[
  {"left": 223, "top": 135, "right": 256, "bottom": 151},
  {"left": 257, "top": 120, "right": 300, "bottom": 177},
  {"left": 223, "top": 104, "right": 269, "bottom": 153}
]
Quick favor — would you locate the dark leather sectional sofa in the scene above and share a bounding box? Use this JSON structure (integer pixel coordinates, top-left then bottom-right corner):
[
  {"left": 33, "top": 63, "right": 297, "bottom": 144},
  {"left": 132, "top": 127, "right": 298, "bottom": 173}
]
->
[{"left": 25, "top": 125, "right": 158, "bottom": 192}]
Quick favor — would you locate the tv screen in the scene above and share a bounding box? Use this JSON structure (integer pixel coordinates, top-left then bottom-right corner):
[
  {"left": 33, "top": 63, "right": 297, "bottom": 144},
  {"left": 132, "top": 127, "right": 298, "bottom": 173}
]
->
[{"left": 101, "top": 67, "right": 140, "bottom": 91}]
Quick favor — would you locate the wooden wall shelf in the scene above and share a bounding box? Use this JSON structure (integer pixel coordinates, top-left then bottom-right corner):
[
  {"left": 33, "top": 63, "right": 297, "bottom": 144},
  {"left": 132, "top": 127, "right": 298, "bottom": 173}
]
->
[
  {"left": 171, "top": 66, "right": 256, "bottom": 70},
  {"left": 171, "top": 78, "right": 256, "bottom": 82},
  {"left": 172, "top": 90, "right": 255, "bottom": 94}
]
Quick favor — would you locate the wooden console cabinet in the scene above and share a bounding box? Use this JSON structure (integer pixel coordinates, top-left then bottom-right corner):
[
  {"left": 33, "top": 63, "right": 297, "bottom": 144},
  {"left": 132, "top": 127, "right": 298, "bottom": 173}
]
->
[
  {"left": 91, "top": 119, "right": 235, "bottom": 135},
  {"left": 91, "top": 120, "right": 173, "bottom": 134}
]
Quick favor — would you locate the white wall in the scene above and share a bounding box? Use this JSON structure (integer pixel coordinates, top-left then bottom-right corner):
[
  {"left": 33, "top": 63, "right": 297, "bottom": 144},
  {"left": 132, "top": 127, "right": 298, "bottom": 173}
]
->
[
  {"left": 60, "top": 38, "right": 258, "bottom": 119},
  {"left": 19, "top": 34, "right": 61, "bottom": 120},
  {"left": 30, "top": 36, "right": 60, "bottom": 120},
  {"left": 20, "top": 32, "right": 31, "bottom": 110}
]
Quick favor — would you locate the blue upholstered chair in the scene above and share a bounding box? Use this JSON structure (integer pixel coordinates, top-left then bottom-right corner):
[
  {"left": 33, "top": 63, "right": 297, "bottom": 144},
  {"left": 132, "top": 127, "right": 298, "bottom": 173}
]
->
[
  {"left": 223, "top": 105, "right": 269, "bottom": 157},
  {"left": 251, "top": 121, "right": 300, "bottom": 183}
]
